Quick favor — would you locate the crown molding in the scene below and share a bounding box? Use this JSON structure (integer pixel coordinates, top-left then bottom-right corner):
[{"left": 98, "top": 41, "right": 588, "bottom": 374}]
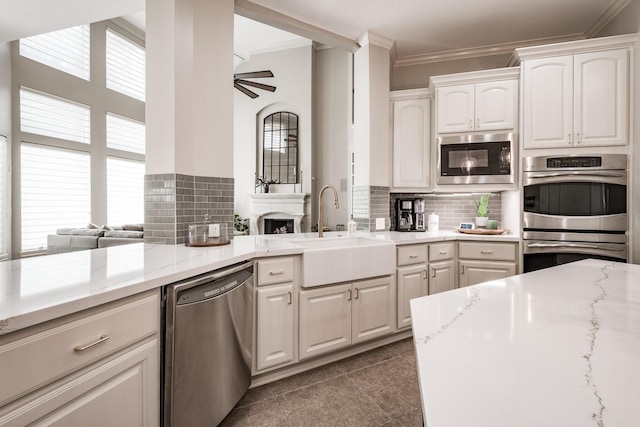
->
[
  {"left": 357, "top": 31, "right": 395, "bottom": 50},
  {"left": 585, "top": 0, "right": 631, "bottom": 38},
  {"left": 429, "top": 67, "right": 519, "bottom": 88},
  {"left": 512, "top": 33, "right": 637, "bottom": 63},
  {"left": 395, "top": 34, "right": 585, "bottom": 68}
]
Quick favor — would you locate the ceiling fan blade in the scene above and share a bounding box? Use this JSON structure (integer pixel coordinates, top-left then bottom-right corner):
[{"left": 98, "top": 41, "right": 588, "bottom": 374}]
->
[
  {"left": 235, "top": 79, "right": 276, "bottom": 92},
  {"left": 233, "top": 70, "right": 274, "bottom": 79},
  {"left": 234, "top": 82, "right": 258, "bottom": 98}
]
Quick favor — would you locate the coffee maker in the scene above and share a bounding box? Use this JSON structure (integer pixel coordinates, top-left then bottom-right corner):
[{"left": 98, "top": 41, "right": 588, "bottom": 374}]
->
[{"left": 395, "top": 198, "right": 426, "bottom": 232}]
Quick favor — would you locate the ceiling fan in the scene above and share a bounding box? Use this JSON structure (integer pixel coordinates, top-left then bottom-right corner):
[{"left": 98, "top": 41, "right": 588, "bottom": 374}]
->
[{"left": 234, "top": 70, "right": 276, "bottom": 99}]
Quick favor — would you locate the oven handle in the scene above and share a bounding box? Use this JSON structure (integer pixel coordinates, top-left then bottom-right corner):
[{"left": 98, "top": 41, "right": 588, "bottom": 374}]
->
[
  {"left": 526, "top": 242, "right": 625, "bottom": 252},
  {"left": 527, "top": 171, "right": 625, "bottom": 179}
]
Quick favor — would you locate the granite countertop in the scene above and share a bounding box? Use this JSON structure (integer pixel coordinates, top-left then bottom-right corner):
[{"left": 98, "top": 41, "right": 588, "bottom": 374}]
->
[
  {"left": 410, "top": 259, "right": 640, "bottom": 427},
  {"left": 0, "top": 229, "right": 520, "bottom": 336}
]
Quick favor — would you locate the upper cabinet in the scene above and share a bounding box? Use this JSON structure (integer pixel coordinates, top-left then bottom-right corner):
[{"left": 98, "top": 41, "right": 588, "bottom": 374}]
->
[
  {"left": 516, "top": 34, "right": 635, "bottom": 150},
  {"left": 390, "top": 89, "right": 432, "bottom": 191},
  {"left": 436, "top": 80, "right": 517, "bottom": 133},
  {"left": 431, "top": 68, "right": 519, "bottom": 135}
]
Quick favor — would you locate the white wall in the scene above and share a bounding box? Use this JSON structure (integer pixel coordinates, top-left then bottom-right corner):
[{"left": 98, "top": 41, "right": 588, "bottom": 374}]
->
[
  {"left": 0, "top": 43, "right": 9, "bottom": 137},
  {"left": 312, "top": 48, "right": 351, "bottom": 228},
  {"left": 233, "top": 45, "right": 314, "bottom": 226}
]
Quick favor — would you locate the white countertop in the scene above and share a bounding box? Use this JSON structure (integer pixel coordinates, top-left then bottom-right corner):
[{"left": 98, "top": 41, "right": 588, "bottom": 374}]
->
[
  {"left": 0, "top": 230, "right": 519, "bottom": 336},
  {"left": 410, "top": 259, "right": 640, "bottom": 427}
]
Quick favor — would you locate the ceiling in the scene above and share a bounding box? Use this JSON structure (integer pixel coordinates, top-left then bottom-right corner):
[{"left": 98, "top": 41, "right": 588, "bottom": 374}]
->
[{"left": 0, "top": 0, "right": 630, "bottom": 66}]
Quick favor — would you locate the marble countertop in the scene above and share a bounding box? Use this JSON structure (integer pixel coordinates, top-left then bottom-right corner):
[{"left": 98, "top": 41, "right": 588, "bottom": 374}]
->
[
  {"left": 410, "top": 259, "right": 640, "bottom": 427},
  {"left": 0, "top": 229, "right": 519, "bottom": 336}
]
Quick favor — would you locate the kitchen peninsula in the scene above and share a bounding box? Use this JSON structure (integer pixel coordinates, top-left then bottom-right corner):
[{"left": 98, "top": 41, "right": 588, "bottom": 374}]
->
[{"left": 411, "top": 259, "right": 640, "bottom": 427}]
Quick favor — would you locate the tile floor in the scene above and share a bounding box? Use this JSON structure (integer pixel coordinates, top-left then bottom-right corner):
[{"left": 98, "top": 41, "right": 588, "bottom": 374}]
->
[{"left": 221, "top": 338, "right": 423, "bottom": 426}]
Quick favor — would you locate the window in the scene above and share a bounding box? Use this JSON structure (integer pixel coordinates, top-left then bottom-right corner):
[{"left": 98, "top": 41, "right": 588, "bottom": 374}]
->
[
  {"left": 106, "top": 28, "right": 145, "bottom": 101},
  {"left": 12, "top": 21, "right": 145, "bottom": 257},
  {"left": 262, "top": 112, "right": 298, "bottom": 184},
  {"left": 107, "top": 157, "right": 144, "bottom": 225},
  {"left": 20, "top": 87, "right": 90, "bottom": 143},
  {"left": 21, "top": 144, "right": 90, "bottom": 252},
  {"left": 19, "top": 25, "right": 90, "bottom": 80},
  {"left": 106, "top": 113, "right": 145, "bottom": 154}
]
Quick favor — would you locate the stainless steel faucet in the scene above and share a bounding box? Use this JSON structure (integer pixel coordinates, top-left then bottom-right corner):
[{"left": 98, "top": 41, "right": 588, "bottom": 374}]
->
[{"left": 318, "top": 185, "right": 339, "bottom": 237}]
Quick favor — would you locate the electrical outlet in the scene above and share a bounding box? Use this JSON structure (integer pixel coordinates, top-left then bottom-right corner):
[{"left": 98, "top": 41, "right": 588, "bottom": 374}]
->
[
  {"left": 209, "top": 223, "right": 220, "bottom": 237},
  {"left": 376, "top": 218, "right": 385, "bottom": 230}
]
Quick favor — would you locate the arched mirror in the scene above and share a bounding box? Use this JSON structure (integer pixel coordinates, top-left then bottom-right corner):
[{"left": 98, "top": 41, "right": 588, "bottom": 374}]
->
[{"left": 262, "top": 111, "right": 298, "bottom": 184}]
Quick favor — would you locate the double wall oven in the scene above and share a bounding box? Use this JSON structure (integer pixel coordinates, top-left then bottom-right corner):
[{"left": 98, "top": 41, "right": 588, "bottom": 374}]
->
[{"left": 522, "top": 154, "right": 628, "bottom": 272}]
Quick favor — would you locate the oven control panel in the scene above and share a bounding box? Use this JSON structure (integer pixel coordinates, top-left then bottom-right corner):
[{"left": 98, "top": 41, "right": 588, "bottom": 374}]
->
[{"left": 546, "top": 156, "right": 602, "bottom": 168}]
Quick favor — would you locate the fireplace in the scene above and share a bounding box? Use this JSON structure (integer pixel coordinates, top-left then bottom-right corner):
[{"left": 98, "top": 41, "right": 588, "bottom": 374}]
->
[
  {"left": 264, "top": 218, "right": 294, "bottom": 234},
  {"left": 249, "top": 193, "right": 309, "bottom": 235}
]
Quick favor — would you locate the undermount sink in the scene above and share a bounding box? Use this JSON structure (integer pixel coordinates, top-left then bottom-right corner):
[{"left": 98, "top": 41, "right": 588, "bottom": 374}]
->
[{"left": 293, "top": 236, "right": 396, "bottom": 287}]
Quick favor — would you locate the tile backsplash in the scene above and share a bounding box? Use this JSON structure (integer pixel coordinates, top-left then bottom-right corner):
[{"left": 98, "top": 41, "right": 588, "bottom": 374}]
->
[{"left": 390, "top": 193, "right": 502, "bottom": 231}]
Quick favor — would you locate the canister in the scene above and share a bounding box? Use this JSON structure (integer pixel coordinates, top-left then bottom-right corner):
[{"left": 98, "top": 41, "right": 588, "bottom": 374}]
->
[{"left": 428, "top": 213, "right": 439, "bottom": 232}]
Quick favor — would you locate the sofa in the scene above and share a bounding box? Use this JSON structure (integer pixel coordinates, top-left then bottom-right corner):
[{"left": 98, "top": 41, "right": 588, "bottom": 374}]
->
[{"left": 47, "top": 224, "right": 144, "bottom": 254}]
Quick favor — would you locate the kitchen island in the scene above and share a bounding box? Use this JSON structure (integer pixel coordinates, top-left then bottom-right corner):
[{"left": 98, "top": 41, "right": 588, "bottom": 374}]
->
[{"left": 410, "top": 259, "right": 640, "bottom": 427}]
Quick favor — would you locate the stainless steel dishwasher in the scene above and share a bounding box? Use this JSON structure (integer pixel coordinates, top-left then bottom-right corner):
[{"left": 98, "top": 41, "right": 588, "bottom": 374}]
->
[{"left": 163, "top": 260, "right": 254, "bottom": 427}]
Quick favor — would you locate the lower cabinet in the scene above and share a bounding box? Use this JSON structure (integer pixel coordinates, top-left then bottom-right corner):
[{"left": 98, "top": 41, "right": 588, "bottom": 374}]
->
[
  {"left": 458, "top": 241, "right": 518, "bottom": 287},
  {"left": 429, "top": 259, "right": 456, "bottom": 294},
  {"left": 298, "top": 276, "right": 395, "bottom": 360},
  {"left": 397, "top": 264, "right": 427, "bottom": 329},
  {"left": 255, "top": 284, "right": 295, "bottom": 371},
  {"left": 0, "top": 290, "right": 160, "bottom": 427}
]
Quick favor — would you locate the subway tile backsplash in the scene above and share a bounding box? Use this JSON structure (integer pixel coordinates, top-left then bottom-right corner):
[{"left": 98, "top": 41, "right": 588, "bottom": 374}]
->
[
  {"left": 145, "top": 173, "right": 234, "bottom": 245},
  {"left": 390, "top": 193, "right": 502, "bottom": 231}
]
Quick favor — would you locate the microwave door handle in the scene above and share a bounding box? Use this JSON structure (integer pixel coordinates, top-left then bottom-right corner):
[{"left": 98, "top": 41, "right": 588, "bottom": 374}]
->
[
  {"left": 527, "top": 242, "right": 624, "bottom": 252},
  {"left": 528, "top": 172, "right": 625, "bottom": 179}
]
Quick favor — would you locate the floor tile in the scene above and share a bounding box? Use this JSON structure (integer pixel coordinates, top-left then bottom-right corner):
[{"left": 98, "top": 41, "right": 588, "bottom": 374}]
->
[
  {"left": 220, "top": 397, "right": 289, "bottom": 426},
  {"left": 269, "top": 361, "right": 344, "bottom": 395},
  {"left": 276, "top": 376, "right": 391, "bottom": 427},
  {"left": 236, "top": 383, "right": 274, "bottom": 407},
  {"left": 337, "top": 344, "right": 396, "bottom": 373}
]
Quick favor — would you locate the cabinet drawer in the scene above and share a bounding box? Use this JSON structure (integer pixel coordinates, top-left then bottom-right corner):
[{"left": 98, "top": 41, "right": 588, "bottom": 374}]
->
[
  {"left": 397, "top": 244, "right": 427, "bottom": 266},
  {"left": 256, "top": 257, "right": 295, "bottom": 286},
  {"left": 458, "top": 241, "right": 516, "bottom": 262},
  {"left": 0, "top": 291, "right": 159, "bottom": 405},
  {"left": 429, "top": 242, "right": 454, "bottom": 262}
]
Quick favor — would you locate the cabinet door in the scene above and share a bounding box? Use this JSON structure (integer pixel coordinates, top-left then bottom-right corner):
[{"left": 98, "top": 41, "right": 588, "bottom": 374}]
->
[
  {"left": 574, "top": 49, "right": 628, "bottom": 147},
  {"left": 459, "top": 260, "right": 517, "bottom": 287},
  {"left": 522, "top": 56, "right": 573, "bottom": 149},
  {"left": 436, "top": 85, "right": 475, "bottom": 133},
  {"left": 352, "top": 277, "right": 395, "bottom": 344},
  {"left": 429, "top": 260, "right": 456, "bottom": 294},
  {"left": 299, "top": 284, "right": 351, "bottom": 360},
  {"left": 475, "top": 80, "right": 517, "bottom": 131},
  {"left": 392, "top": 98, "right": 431, "bottom": 190},
  {"left": 0, "top": 338, "right": 159, "bottom": 427},
  {"left": 396, "top": 265, "right": 427, "bottom": 329},
  {"left": 256, "top": 284, "right": 294, "bottom": 371}
]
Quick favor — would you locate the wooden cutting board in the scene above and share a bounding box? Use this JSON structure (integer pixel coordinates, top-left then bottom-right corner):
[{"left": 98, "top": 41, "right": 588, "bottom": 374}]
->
[{"left": 456, "top": 228, "right": 506, "bottom": 235}]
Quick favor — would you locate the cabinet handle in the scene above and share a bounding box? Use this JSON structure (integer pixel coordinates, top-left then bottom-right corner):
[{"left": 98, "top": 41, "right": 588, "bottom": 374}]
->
[
  {"left": 287, "top": 291, "right": 292, "bottom": 305},
  {"left": 439, "top": 251, "right": 448, "bottom": 255},
  {"left": 347, "top": 289, "right": 352, "bottom": 301},
  {"left": 476, "top": 118, "right": 480, "bottom": 129},
  {"left": 568, "top": 133, "right": 572, "bottom": 144},
  {"left": 468, "top": 119, "right": 473, "bottom": 129},
  {"left": 409, "top": 254, "right": 418, "bottom": 259},
  {"left": 480, "top": 250, "right": 493, "bottom": 254},
  {"left": 461, "top": 264, "right": 465, "bottom": 275},
  {"left": 74, "top": 335, "right": 110, "bottom": 352},
  {"left": 576, "top": 132, "right": 581, "bottom": 144},
  {"left": 422, "top": 269, "right": 427, "bottom": 279},
  {"left": 354, "top": 288, "right": 359, "bottom": 299},
  {"left": 431, "top": 268, "right": 436, "bottom": 277},
  {"left": 269, "top": 270, "right": 284, "bottom": 276}
]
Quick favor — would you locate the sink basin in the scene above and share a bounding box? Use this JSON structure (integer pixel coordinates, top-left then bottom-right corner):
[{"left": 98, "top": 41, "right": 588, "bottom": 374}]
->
[{"left": 294, "top": 237, "right": 396, "bottom": 287}]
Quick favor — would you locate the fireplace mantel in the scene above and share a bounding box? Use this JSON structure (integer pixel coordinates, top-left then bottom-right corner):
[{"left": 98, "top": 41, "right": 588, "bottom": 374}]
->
[{"left": 249, "top": 193, "right": 309, "bottom": 235}]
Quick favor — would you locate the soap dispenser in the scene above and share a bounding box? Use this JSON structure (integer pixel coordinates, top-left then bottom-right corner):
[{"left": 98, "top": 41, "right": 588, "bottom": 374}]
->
[{"left": 347, "top": 215, "right": 357, "bottom": 235}]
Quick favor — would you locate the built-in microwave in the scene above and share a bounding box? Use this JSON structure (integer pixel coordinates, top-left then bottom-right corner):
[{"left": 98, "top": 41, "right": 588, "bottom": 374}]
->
[{"left": 437, "top": 132, "right": 514, "bottom": 184}]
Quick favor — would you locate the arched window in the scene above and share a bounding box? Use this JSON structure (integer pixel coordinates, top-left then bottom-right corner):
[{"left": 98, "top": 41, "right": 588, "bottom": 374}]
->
[{"left": 262, "top": 112, "right": 298, "bottom": 184}]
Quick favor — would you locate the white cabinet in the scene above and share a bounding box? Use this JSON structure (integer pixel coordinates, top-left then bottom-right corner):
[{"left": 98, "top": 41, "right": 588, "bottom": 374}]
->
[
  {"left": 0, "top": 290, "right": 160, "bottom": 426},
  {"left": 428, "top": 242, "right": 456, "bottom": 295},
  {"left": 390, "top": 90, "right": 432, "bottom": 191},
  {"left": 254, "top": 256, "right": 298, "bottom": 372},
  {"left": 396, "top": 244, "right": 428, "bottom": 329},
  {"left": 436, "top": 79, "right": 517, "bottom": 133},
  {"left": 522, "top": 49, "right": 629, "bottom": 149},
  {"left": 299, "top": 276, "right": 395, "bottom": 360},
  {"left": 458, "top": 241, "right": 518, "bottom": 287}
]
